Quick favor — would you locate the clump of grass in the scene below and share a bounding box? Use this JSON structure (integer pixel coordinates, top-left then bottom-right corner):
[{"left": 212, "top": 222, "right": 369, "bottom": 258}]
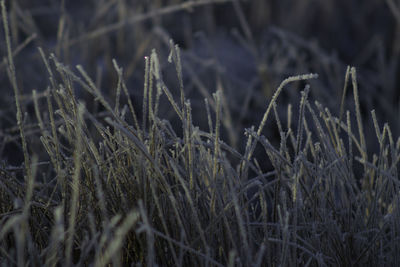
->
[{"left": 1, "top": 1, "right": 400, "bottom": 266}]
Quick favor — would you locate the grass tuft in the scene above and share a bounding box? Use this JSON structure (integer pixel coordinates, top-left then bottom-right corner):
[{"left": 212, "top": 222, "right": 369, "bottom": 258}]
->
[{"left": 1, "top": 1, "right": 400, "bottom": 266}]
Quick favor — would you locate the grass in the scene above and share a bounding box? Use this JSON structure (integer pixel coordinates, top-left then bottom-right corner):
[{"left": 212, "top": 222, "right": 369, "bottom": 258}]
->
[{"left": 1, "top": 0, "right": 400, "bottom": 266}]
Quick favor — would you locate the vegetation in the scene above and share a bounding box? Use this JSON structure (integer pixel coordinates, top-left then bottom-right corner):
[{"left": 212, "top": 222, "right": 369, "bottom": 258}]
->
[{"left": 1, "top": 0, "right": 400, "bottom": 266}]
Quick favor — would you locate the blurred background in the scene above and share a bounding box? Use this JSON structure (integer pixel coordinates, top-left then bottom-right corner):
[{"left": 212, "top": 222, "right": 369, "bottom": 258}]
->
[{"left": 1, "top": 0, "right": 399, "bottom": 165}]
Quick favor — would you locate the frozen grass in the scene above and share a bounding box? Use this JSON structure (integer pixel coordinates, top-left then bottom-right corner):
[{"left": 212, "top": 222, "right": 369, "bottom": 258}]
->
[{"left": 1, "top": 0, "right": 400, "bottom": 266}]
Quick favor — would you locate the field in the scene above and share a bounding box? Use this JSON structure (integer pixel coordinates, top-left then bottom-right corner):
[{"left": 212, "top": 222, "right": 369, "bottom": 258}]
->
[{"left": 1, "top": 0, "right": 400, "bottom": 266}]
